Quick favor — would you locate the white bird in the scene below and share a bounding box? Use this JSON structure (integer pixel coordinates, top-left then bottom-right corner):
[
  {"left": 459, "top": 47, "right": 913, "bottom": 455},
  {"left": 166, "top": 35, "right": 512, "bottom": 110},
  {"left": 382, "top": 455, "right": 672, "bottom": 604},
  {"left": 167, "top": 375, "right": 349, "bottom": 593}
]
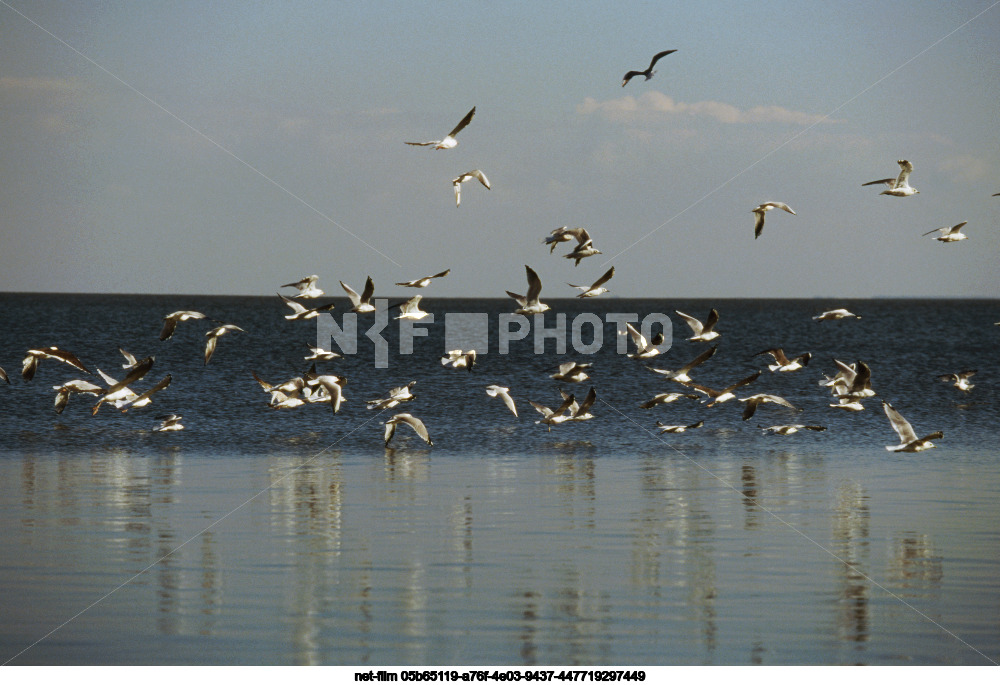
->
[
  {"left": 395, "top": 269, "right": 451, "bottom": 288},
  {"left": 752, "top": 202, "right": 796, "bottom": 239},
  {"left": 543, "top": 226, "right": 574, "bottom": 253},
  {"left": 507, "top": 265, "right": 550, "bottom": 315},
  {"left": 405, "top": 106, "right": 476, "bottom": 150},
  {"left": 119, "top": 348, "right": 141, "bottom": 370},
  {"left": 160, "top": 311, "right": 207, "bottom": 341},
  {"left": 529, "top": 393, "right": 577, "bottom": 431},
  {"left": 89, "top": 358, "right": 158, "bottom": 414},
  {"left": 656, "top": 420, "right": 704, "bottom": 434},
  {"left": 561, "top": 387, "right": 597, "bottom": 422},
  {"left": 568, "top": 266, "right": 615, "bottom": 298},
  {"left": 922, "top": 221, "right": 968, "bottom": 242},
  {"left": 639, "top": 391, "right": 699, "bottom": 409},
  {"left": 304, "top": 345, "right": 342, "bottom": 361},
  {"left": 368, "top": 381, "right": 417, "bottom": 410},
  {"left": 937, "top": 370, "right": 976, "bottom": 393},
  {"left": 485, "top": 385, "right": 518, "bottom": 417},
  {"left": 645, "top": 345, "right": 718, "bottom": 384},
  {"left": 442, "top": 349, "right": 477, "bottom": 371},
  {"left": 625, "top": 322, "right": 666, "bottom": 360},
  {"left": 52, "top": 379, "right": 103, "bottom": 414},
  {"left": 453, "top": 170, "right": 490, "bottom": 207},
  {"left": 308, "top": 374, "right": 346, "bottom": 414},
  {"left": 832, "top": 359, "right": 875, "bottom": 399},
  {"left": 341, "top": 277, "right": 376, "bottom": 313},
  {"left": 549, "top": 361, "right": 591, "bottom": 383},
  {"left": 279, "top": 294, "right": 335, "bottom": 320},
  {"left": 564, "top": 232, "right": 602, "bottom": 266},
  {"left": 384, "top": 413, "right": 433, "bottom": 447},
  {"left": 882, "top": 401, "right": 942, "bottom": 452},
  {"left": 22, "top": 346, "right": 91, "bottom": 382},
  {"left": 760, "top": 424, "right": 826, "bottom": 436},
  {"left": 622, "top": 49, "right": 677, "bottom": 87},
  {"left": 739, "top": 393, "right": 798, "bottom": 421},
  {"left": 681, "top": 370, "right": 762, "bottom": 407},
  {"left": 675, "top": 309, "right": 720, "bottom": 342},
  {"left": 753, "top": 348, "right": 812, "bottom": 372},
  {"left": 114, "top": 375, "right": 173, "bottom": 414},
  {"left": 281, "top": 275, "right": 324, "bottom": 299},
  {"left": 813, "top": 308, "right": 860, "bottom": 321},
  {"left": 863, "top": 159, "right": 919, "bottom": 196},
  {"left": 204, "top": 324, "right": 245, "bottom": 364},
  {"left": 393, "top": 295, "right": 429, "bottom": 320},
  {"left": 252, "top": 371, "right": 311, "bottom": 409},
  {"left": 153, "top": 414, "right": 184, "bottom": 432}
]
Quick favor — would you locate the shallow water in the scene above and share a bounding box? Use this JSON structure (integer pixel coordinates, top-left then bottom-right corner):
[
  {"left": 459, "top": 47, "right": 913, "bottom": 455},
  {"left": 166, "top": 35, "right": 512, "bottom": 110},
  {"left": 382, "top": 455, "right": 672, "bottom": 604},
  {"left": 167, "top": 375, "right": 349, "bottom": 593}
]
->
[{"left": 0, "top": 296, "right": 998, "bottom": 664}]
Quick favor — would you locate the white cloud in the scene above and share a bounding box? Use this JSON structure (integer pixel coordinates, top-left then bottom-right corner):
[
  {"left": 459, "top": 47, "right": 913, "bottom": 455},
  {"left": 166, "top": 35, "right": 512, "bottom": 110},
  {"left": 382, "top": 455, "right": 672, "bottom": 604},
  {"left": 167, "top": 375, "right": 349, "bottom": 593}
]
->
[{"left": 578, "top": 91, "right": 842, "bottom": 126}]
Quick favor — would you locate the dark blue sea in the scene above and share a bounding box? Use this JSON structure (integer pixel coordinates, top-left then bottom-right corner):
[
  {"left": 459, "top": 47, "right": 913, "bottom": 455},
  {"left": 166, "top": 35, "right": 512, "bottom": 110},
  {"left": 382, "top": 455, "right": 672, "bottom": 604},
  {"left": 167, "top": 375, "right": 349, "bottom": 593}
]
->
[{"left": 1, "top": 294, "right": 998, "bottom": 665}]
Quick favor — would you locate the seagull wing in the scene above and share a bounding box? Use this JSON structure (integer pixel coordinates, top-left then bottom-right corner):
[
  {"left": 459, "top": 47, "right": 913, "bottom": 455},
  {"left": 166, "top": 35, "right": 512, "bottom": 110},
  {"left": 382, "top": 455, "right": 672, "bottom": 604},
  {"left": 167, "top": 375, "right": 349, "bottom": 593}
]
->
[
  {"left": 592, "top": 266, "right": 615, "bottom": 288},
  {"left": 702, "top": 308, "right": 720, "bottom": 333},
  {"left": 894, "top": 159, "right": 913, "bottom": 188},
  {"left": 626, "top": 323, "right": 649, "bottom": 353},
  {"left": 862, "top": 177, "right": 895, "bottom": 187},
  {"left": 883, "top": 401, "right": 918, "bottom": 444},
  {"left": 723, "top": 370, "right": 762, "bottom": 394},
  {"left": 340, "top": 281, "right": 361, "bottom": 307},
  {"left": 574, "top": 387, "right": 597, "bottom": 417},
  {"left": 430, "top": 269, "right": 451, "bottom": 279},
  {"left": 525, "top": 265, "right": 543, "bottom": 303},
  {"left": 279, "top": 294, "right": 308, "bottom": 314},
  {"left": 678, "top": 344, "right": 719, "bottom": 373},
  {"left": 622, "top": 70, "right": 643, "bottom": 87},
  {"left": 361, "top": 276, "right": 375, "bottom": 304},
  {"left": 753, "top": 208, "right": 766, "bottom": 239},
  {"left": 647, "top": 49, "right": 677, "bottom": 70},
  {"left": 675, "top": 310, "right": 703, "bottom": 336},
  {"left": 447, "top": 107, "right": 476, "bottom": 138}
]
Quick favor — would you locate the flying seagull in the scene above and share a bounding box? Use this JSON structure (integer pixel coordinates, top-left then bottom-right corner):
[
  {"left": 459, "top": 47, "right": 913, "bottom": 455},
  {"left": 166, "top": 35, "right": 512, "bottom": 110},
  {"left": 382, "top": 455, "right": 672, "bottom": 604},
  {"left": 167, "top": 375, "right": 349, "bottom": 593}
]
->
[
  {"left": 760, "top": 424, "right": 826, "bottom": 436},
  {"left": 52, "top": 379, "right": 103, "bottom": 414},
  {"left": 153, "top": 414, "right": 185, "bottom": 432},
  {"left": 507, "top": 265, "right": 550, "bottom": 314},
  {"left": 882, "top": 401, "right": 942, "bottom": 452},
  {"left": 656, "top": 420, "right": 704, "bottom": 434},
  {"left": 395, "top": 269, "right": 451, "bottom": 288},
  {"left": 813, "top": 308, "right": 860, "bottom": 321},
  {"left": 622, "top": 49, "right": 677, "bottom": 87},
  {"left": 405, "top": 106, "right": 476, "bottom": 150},
  {"left": 204, "top": 324, "right": 245, "bottom": 364},
  {"left": 863, "top": 159, "right": 919, "bottom": 196},
  {"left": 564, "top": 230, "right": 601, "bottom": 266},
  {"left": 392, "top": 295, "right": 429, "bottom": 320},
  {"left": 543, "top": 226, "right": 574, "bottom": 253},
  {"left": 160, "top": 311, "right": 208, "bottom": 341},
  {"left": 549, "top": 361, "right": 591, "bottom": 383},
  {"left": 384, "top": 413, "right": 434, "bottom": 447},
  {"left": 367, "top": 381, "right": 417, "bottom": 411},
  {"left": 675, "top": 309, "right": 720, "bottom": 342},
  {"left": 305, "top": 345, "right": 342, "bottom": 361},
  {"left": 753, "top": 348, "right": 812, "bottom": 372},
  {"left": 564, "top": 386, "right": 597, "bottom": 422},
  {"left": 752, "top": 202, "right": 796, "bottom": 239},
  {"left": 639, "top": 392, "right": 699, "bottom": 409},
  {"left": 441, "top": 349, "right": 477, "bottom": 371},
  {"left": 281, "top": 275, "right": 323, "bottom": 299},
  {"left": 681, "top": 370, "right": 762, "bottom": 407},
  {"left": 279, "top": 294, "right": 335, "bottom": 320},
  {"left": 739, "top": 393, "right": 798, "bottom": 421},
  {"left": 922, "top": 221, "right": 968, "bottom": 242},
  {"left": 453, "top": 170, "right": 490, "bottom": 207},
  {"left": 119, "top": 348, "right": 141, "bottom": 370},
  {"left": 625, "top": 322, "right": 666, "bottom": 360},
  {"left": 568, "top": 266, "right": 615, "bottom": 298},
  {"left": 937, "top": 370, "right": 976, "bottom": 393},
  {"left": 485, "top": 385, "right": 518, "bottom": 417},
  {"left": 645, "top": 345, "right": 718, "bottom": 383},
  {"left": 114, "top": 375, "right": 173, "bottom": 414},
  {"left": 341, "top": 277, "right": 376, "bottom": 313},
  {"left": 22, "top": 346, "right": 91, "bottom": 382},
  {"left": 529, "top": 393, "right": 577, "bottom": 431}
]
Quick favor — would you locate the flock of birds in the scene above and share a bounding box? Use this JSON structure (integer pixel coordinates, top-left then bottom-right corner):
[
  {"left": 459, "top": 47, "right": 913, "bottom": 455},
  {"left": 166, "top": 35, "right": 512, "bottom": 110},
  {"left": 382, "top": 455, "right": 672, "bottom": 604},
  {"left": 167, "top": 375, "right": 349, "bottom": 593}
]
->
[{"left": 2, "top": 49, "right": 994, "bottom": 453}]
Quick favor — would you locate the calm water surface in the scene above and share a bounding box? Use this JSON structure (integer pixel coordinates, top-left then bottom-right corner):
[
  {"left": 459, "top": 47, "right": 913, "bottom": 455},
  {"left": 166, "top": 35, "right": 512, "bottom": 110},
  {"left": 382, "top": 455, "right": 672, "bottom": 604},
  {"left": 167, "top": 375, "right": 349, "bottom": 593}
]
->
[{"left": 0, "top": 295, "right": 998, "bottom": 665}]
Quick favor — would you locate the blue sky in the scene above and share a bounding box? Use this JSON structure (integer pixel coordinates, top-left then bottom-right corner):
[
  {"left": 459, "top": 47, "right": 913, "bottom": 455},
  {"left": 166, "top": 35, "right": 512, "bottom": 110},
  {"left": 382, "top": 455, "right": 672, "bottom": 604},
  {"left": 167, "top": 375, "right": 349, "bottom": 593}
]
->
[{"left": 2, "top": 1, "right": 999, "bottom": 297}]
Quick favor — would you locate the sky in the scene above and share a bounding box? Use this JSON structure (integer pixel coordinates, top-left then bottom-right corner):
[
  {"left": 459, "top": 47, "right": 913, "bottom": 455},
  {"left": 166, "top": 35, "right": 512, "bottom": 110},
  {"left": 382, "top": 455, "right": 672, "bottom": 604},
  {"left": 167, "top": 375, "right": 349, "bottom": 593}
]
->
[{"left": 1, "top": 0, "right": 999, "bottom": 299}]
